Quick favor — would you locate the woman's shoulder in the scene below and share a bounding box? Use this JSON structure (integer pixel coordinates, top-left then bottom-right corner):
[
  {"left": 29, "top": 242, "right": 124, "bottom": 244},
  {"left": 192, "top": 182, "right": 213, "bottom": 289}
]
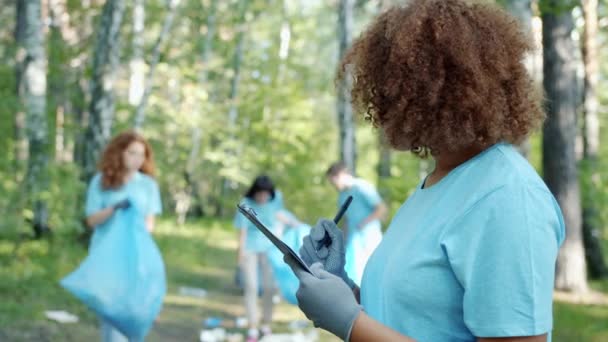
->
[
  {"left": 468, "top": 144, "right": 545, "bottom": 189},
  {"left": 239, "top": 196, "right": 254, "bottom": 206},
  {"left": 448, "top": 144, "right": 554, "bottom": 215},
  {"left": 137, "top": 172, "right": 159, "bottom": 186},
  {"left": 88, "top": 173, "right": 103, "bottom": 187}
]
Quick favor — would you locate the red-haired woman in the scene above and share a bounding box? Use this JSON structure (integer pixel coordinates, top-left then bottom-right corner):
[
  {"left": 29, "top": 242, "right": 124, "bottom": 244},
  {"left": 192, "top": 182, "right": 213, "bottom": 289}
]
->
[{"left": 84, "top": 131, "right": 162, "bottom": 342}]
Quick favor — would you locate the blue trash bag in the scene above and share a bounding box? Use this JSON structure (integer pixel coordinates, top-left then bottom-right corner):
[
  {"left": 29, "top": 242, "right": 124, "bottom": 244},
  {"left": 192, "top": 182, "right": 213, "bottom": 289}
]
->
[
  {"left": 60, "top": 206, "right": 166, "bottom": 341},
  {"left": 267, "top": 223, "right": 311, "bottom": 305}
]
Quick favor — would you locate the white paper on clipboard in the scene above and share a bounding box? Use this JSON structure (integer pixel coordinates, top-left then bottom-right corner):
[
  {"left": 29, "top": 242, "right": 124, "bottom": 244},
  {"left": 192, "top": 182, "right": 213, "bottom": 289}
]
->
[{"left": 237, "top": 204, "right": 313, "bottom": 274}]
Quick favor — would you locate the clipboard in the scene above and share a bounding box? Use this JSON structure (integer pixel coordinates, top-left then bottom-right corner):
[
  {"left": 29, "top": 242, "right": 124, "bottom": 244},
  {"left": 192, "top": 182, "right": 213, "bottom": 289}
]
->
[{"left": 237, "top": 204, "right": 313, "bottom": 274}]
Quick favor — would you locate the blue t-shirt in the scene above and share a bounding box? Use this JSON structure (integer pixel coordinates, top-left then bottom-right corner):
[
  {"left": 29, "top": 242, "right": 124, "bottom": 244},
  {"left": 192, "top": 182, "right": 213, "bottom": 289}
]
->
[
  {"left": 85, "top": 172, "right": 162, "bottom": 249},
  {"left": 338, "top": 178, "right": 382, "bottom": 233},
  {"left": 361, "top": 143, "right": 565, "bottom": 341},
  {"left": 339, "top": 179, "right": 383, "bottom": 285},
  {"left": 234, "top": 191, "right": 284, "bottom": 253}
]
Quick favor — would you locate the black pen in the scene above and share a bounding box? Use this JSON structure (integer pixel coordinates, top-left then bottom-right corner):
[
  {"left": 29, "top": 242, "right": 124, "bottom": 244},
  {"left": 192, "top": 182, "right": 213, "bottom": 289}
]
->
[{"left": 317, "top": 195, "right": 353, "bottom": 249}]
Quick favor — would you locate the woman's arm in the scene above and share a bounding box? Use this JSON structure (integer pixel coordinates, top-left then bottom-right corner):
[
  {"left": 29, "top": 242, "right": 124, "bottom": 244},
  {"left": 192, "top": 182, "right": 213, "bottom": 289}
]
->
[
  {"left": 85, "top": 207, "right": 115, "bottom": 228},
  {"left": 350, "top": 312, "right": 416, "bottom": 342},
  {"left": 146, "top": 216, "right": 156, "bottom": 232},
  {"left": 276, "top": 211, "right": 300, "bottom": 227},
  {"left": 358, "top": 202, "right": 388, "bottom": 229},
  {"left": 350, "top": 313, "right": 547, "bottom": 342},
  {"left": 479, "top": 336, "right": 547, "bottom": 342}
]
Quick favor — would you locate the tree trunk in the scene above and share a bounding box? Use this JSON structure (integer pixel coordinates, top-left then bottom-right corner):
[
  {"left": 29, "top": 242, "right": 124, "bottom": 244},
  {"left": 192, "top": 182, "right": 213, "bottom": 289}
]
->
[
  {"left": 504, "top": 0, "right": 535, "bottom": 158},
  {"left": 376, "top": 0, "right": 395, "bottom": 180},
  {"left": 581, "top": 0, "right": 606, "bottom": 279},
  {"left": 14, "top": 0, "right": 29, "bottom": 177},
  {"left": 199, "top": 0, "right": 217, "bottom": 85},
  {"left": 72, "top": 0, "right": 94, "bottom": 169},
  {"left": 219, "top": 0, "right": 248, "bottom": 216},
  {"left": 377, "top": 132, "right": 391, "bottom": 178},
  {"left": 276, "top": 0, "right": 291, "bottom": 82},
  {"left": 82, "top": 0, "right": 126, "bottom": 181},
  {"left": 227, "top": 13, "right": 246, "bottom": 128},
  {"left": 48, "top": 0, "right": 72, "bottom": 163},
  {"left": 182, "top": 0, "right": 219, "bottom": 220},
  {"left": 128, "top": 0, "right": 145, "bottom": 106},
  {"left": 133, "top": 0, "right": 180, "bottom": 129},
  {"left": 337, "top": 0, "right": 356, "bottom": 174},
  {"left": 16, "top": 0, "right": 50, "bottom": 237},
  {"left": 541, "top": 2, "right": 588, "bottom": 293}
]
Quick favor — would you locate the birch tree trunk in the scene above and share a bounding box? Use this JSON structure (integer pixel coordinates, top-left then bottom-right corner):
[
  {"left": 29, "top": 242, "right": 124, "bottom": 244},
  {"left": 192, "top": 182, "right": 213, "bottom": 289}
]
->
[
  {"left": 82, "top": 0, "right": 126, "bottom": 181},
  {"left": 14, "top": 0, "right": 29, "bottom": 177},
  {"left": 128, "top": 0, "right": 145, "bottom": 106},
  {"left": 133, "top": 0, "right": 180, "bottom": 130},
  {"left": 16, "top": 0, "right": 50, "bottom": 237}
]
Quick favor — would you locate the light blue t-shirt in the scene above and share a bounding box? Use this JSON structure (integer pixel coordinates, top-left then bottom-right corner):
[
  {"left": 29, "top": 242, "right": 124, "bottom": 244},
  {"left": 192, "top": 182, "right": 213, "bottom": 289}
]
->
[
  {"left": 361, "top": 143, "right": 565, "bottom": 341},
  {"left": 339, "top": 178, "right": 382, "bottom": 232},
  {"left": 339, "top": 179, "right": 383, "bottom": 285},
  {"left": 234, "top": 191, "right": 284, "bottom": 253},
  {"left": 85, "top": 172, "right": 162, "bottom": 249}
]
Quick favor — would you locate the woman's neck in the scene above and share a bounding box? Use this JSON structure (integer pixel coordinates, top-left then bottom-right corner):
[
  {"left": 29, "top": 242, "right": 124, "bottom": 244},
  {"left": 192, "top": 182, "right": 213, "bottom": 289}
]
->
[{"left": 124, "top": 170, "right": 137, "bottom": 183}]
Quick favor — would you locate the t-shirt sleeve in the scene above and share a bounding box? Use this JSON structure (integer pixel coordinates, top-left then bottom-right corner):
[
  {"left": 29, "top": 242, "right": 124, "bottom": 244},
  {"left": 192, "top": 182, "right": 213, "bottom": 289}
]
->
[
  {"left": 147, "top": 179, "right": 162, "bottom": 215},
  {"left": 441, "top": 183, "right": 565, "bottom": 337},
  {"left": 272, "top": 191, "right": 284, "bottom": 210},
  {"left": 358, "top": 181, "right": 382, "bottom": 208},
  {"left": 234, "top": 199, "right": 247, "bottom": 230},
  {"left": 85, "top": 174, "right": 104, "bottom": 217}
]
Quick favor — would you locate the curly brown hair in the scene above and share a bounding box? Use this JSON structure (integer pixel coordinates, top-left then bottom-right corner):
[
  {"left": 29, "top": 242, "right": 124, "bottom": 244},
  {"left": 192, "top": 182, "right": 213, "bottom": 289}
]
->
[
  {"left": 99, "top": 131, "right": 155, "bottom": 189},
  {"left": 338, "top": 0, "right": 544, "bottom": 155}
]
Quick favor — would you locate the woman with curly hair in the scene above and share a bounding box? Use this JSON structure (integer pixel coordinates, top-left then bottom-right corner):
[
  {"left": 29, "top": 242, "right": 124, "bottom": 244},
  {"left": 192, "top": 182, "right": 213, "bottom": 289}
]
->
[
  {"left": 84, "top": 131, "right": 162, "bottom": 341},
  {"left": 287, "top": 1, "right": 564, "bottom": 341}
]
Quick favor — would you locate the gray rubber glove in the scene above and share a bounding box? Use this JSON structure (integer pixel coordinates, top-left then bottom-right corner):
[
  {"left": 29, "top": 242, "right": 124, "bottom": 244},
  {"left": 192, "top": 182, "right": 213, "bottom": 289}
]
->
[
  {"left": 299, "top": 219, "right": 355, "bottom": 289},
  {"left": 113, "top": 198, "right": 131, "bottom": 210},
  {"left": 285, "top": 257, "right": 362, "bottom": 341}
]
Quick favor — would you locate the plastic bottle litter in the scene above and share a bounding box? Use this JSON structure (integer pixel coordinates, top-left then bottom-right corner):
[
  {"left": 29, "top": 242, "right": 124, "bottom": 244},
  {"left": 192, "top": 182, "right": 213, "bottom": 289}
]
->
[
  {"left": 179, "top": 286, "right": 208, "bottom": 298},
  {"left": 204, "top": 317, "right": 223, "bottom": 328},
  {"left": 199, "top": 328, "right": 226, "bottom": 342},
  {"left": 235, "top": 316, "right": 248, "bottom": 328},
  {"left": 44, "top": 310, "right": 79, "bottom": 324}
]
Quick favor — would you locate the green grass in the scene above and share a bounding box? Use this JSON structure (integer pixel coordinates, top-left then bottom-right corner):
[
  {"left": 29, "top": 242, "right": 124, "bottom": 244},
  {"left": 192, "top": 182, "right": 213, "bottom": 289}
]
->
[
  {"left": 0, "top": 219, "right": 333, "bottom": 341},
  {"left": 1, "top": 218, "right": 607, "bottom": 341}
]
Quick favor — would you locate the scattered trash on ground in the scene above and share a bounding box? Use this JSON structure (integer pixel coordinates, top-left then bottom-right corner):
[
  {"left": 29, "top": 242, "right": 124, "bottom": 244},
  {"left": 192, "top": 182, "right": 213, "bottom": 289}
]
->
[
  {"left": 200, "top": 327, "right": 226, "bottom": 342},
  {"left": 235, "top": 317, "right": 248, "bottom": 328},
  {"left": 259, "top": 330, "right": 319, "bottom": 342},
  {"left": 44, "top": 310, "right": 79, "bottom": 323},
  {"left": 204, "top": 317, "right": 223, "bottom": 328},
  {"left": 179, "top": 286, "right": 208, "bottom": 298}
]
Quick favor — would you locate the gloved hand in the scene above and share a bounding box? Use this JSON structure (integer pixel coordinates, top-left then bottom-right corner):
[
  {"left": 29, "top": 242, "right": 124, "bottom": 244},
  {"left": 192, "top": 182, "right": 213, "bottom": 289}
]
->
[
  {"left": 285, "top": 257, "right": 362, "bottom": 341},
  {"left": 299, "top": 219, "right": 355, "bottom": 289},
  {"left": 113, "top": 198, "right": 131, "bottom": 210}
]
